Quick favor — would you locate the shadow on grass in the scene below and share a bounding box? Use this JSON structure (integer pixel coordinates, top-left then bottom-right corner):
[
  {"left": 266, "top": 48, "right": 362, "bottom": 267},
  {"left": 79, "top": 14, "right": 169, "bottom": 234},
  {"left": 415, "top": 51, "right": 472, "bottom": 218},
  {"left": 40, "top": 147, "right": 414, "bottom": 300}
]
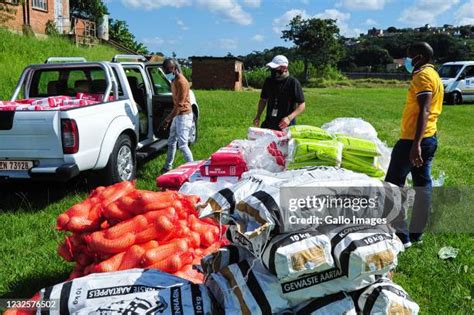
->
[
  {"left": 0, "top": 150, "right": 167, "bottom": 213},
  {"left": 0, "top": 172, "right": 104, "bottom": 213},
  {"left": 0, "top": 270, "right": 70, "bottom": 299}
]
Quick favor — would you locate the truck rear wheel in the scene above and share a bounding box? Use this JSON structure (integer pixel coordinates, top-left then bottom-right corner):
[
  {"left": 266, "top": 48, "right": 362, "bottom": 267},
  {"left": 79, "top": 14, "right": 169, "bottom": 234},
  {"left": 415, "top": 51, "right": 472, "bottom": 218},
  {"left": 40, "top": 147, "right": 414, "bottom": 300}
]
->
[
  {"left": 449, "top": 91, "right": 462, "bottom": 105},
  {"left": 102, "top": 134, "right": 136, "bottom": 185}
]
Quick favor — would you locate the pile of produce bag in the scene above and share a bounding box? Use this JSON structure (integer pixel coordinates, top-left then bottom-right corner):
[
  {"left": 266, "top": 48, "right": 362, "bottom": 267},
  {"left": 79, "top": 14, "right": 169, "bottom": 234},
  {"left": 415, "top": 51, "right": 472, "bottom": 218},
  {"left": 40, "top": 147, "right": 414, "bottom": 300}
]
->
[
  {"left": 286, "top": 138, "right": 343, "bottom": 169},
  {"left": 284, "top": 123, "right": 387, "bottom": 177},
  {"left": 197, "top": 167, "right": 417, "bottom": 314},
  {"left": 336, "top": 135, "right": 385, "bottom": 177},
  {"left": 56, "top": 181, "right": 226, "bottom": 283},
  {"left": 6, "top": 269, "right": 215, "bottom": 315},
  {"left": 322, "top": 117, "right": 392, "bottom": 172}
]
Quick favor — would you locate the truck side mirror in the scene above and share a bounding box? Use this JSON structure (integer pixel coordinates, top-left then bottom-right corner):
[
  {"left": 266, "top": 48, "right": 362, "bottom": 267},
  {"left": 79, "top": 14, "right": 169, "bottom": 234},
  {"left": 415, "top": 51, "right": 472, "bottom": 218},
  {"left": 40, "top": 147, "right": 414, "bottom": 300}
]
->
[{"left": 457, "top": 73, "right": 466, "bottom": 81}]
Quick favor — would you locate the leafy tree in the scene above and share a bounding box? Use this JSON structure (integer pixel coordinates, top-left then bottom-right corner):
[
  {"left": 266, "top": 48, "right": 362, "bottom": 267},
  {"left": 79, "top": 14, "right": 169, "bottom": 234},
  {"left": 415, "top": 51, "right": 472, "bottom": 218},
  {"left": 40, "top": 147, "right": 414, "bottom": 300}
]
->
[
  {"left": 339, "top": 45, "right": 392, "bottom": 71},
  {"left": 343, "top": 32, "right": 471, "bottom": 69},
  {"left": 70, "top": 0, "right": 108, "bottom": 23},
  {"left": 425, "top": 33, "right": 471, "bottom": 63},
  {"left": 355, "top": 45, "right": 392, "bottom": 67},
  {"left": 459, "top": 26, "right": 471, "bottom": 38},
  {"left": 282, "top": 15, "right": 343, "bottom": 81},
  {"left": 109, "top": 19, "right": 149, "bottom": 54},
  {"left": 386, "top": 26, "right": 398, "bottom": 33},
  {"left": 240, "top": 46, "right": 297, "bottom": 69}
]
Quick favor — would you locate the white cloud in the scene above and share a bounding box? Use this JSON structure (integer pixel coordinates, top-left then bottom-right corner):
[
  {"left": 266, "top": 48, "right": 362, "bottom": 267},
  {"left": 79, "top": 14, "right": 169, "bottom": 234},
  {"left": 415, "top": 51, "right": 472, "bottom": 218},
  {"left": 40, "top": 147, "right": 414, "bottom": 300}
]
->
[
  {"left": 348, "top": 28, "right": 364, "bottom": 38},
  {"left": 122, "top": 0, "right": 191, "bottom": 10},
  {"left": 455, "top": 0, "right": 474, "bottom": 25},
  {"left": 143, "top": 36, "right": 180, "bottom": 49},
  {"left": 314, "top": 9, "right": 350, "bottom": 22},
  {"left": 217, "top": 38, "right": 238, "bottom": 50},
  {"left": 272, "top": 8, "right": 359, "bottom": 37},
  {"left": 196, "top": 0, "right": 252, "bottom": 25},
  {"left": 123, "top": 0, "right": 252, "bottom": 25},
  {"left": 143, "top": 37, "right": 165, "bottom": 46},
  {"left": 176, "top": 18, "right": 189, "bottom": 31},
  {"left": 242, "top": 0, "right": 261, "bottom": 8},
  {"left": 337, "top": 0, "right": 387, "bottom": 11},
  {"left": 314, "top": 9, "right": 352, "bottom": 36},
  {"left": 251, "top": 34, "right": 264, "bottom": 42},
  {"left": 365, "top": 18, "right": 378, "bottom": 25},
  {"left": 399, "top": 0, "right": 460, "bottom": 26},
  {"left": 272, "top": 9, "right": 309, "bottom": 34}
]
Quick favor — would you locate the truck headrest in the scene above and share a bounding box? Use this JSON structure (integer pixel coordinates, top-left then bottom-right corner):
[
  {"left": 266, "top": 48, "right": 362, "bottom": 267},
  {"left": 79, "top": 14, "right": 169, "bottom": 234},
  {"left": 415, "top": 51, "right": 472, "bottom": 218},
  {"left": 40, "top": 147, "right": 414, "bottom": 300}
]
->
[
  {"left": 47, "top": 81, "right": 68, "bottom": 95},
  {"left": 75, "top": 80, "right": 92, "bottom": 93},
  {"left": 91, "top": 79, "right": 107, "bottom": 94}
]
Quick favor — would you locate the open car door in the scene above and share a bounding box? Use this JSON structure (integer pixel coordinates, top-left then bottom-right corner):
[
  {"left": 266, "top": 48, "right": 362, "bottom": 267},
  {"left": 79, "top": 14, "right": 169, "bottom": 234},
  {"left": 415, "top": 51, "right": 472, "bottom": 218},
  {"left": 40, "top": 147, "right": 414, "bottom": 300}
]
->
[{"left": 145, "top": 65, "right": 174, "bottom": 139}]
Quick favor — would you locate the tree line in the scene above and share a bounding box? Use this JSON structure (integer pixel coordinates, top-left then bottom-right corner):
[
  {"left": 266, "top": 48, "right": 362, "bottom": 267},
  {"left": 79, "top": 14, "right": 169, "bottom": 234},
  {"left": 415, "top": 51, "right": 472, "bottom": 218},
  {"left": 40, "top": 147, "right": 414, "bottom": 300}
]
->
[{"left": 240, "top": 15, "right": 474, "bottom": 82}]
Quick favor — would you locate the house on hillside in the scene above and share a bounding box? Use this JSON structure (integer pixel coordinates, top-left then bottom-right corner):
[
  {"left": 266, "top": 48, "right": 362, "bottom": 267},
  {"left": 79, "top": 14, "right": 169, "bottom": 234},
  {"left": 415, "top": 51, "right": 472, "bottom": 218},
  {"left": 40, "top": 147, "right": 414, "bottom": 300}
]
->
[
  {"left": 367, "top": 27, "right": 383, "bottom": 37},
  {"left": 1, "top": 0, "right": 70, "bottom": 35}
]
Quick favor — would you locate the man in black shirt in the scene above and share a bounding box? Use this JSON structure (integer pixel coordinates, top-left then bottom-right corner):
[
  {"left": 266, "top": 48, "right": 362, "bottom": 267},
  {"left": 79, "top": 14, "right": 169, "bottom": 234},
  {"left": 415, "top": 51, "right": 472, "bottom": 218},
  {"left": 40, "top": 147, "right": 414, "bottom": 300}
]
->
[{"left": 253, "top": 55, "right": 306, "bottom": 130}]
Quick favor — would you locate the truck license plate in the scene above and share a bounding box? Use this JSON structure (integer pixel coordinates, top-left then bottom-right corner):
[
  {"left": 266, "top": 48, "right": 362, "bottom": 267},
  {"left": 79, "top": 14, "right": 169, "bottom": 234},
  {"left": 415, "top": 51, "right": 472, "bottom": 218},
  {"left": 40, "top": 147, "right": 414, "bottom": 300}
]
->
[{"left": 0, "top": 160, "right": 34, "bottom": 171}]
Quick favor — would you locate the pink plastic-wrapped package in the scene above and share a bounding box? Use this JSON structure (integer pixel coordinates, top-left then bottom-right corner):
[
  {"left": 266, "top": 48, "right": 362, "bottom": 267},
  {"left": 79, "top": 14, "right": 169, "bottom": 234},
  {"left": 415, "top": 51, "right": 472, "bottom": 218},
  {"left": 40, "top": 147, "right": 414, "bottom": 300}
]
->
[
  {"left": 16, "top": 99, "right": 36, "bottom": 105},
  {"left": 62, "top": 99, "right": 99, "bottom": 107},
  {"left": 210, "top": 147, "right": 245, "bottom": 165},
  {"left": 242, "top": 137, "right": 288, "bottom": 173},
  {"left": 76, "top": 93, "right": 114, "bottom": 102},
  {"left": 200, "top": 159, "right": 247, "bottom": 177},
  {"left": 0, "top": 101, "right": 21, "bottom": 111},
  {"left": 156, "top": 160, "right": 206, "bottom": 190},
  {"left": 32, "top": 96, "right": 72, "bottom": 108},
  {"left": 248, "top": 127, "right": 287, "bottom": 140}
]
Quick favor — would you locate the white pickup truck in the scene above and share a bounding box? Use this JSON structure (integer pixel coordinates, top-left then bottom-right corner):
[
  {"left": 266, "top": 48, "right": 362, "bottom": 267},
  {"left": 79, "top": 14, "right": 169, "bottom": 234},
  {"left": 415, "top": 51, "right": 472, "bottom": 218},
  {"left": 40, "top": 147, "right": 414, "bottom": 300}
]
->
[{"left": 0, "top": 55, "right": 199, "bottom": 184}]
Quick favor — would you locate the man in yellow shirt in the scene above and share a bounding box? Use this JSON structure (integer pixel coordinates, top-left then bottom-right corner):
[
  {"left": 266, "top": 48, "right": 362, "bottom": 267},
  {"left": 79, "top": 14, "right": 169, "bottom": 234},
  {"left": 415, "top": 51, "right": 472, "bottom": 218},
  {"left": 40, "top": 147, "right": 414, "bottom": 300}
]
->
[{"left": 385, "top": 42, "right": 443, "bottom": 248}]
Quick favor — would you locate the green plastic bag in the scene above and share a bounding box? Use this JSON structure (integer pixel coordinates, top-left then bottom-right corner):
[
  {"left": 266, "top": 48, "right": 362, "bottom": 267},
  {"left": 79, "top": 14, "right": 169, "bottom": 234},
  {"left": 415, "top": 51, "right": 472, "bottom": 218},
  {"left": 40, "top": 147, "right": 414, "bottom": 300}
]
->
[
  {"left": 341, "top": 159, "right": 385, "bottom": 178},
  {"left": 287, "top": 138, "right": 342, "bottom": 169},
  {"left": 288, "top": 125, "right": 333, "bottom": 140},
  {"left": 342, "top": 152, "right": 376, "bottom": 167},
  {"left": 336, "top": 135, "right": 380, "bottom": 157}
]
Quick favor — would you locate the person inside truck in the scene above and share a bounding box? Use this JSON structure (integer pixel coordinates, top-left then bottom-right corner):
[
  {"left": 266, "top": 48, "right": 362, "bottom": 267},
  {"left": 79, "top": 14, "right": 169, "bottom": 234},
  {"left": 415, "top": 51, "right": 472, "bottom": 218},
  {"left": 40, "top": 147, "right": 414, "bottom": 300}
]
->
[
  {"left": 253, "top": 55, "right": 306, "bottom": 131},
  {"left": 160, "top": 58, "right": 194, "bottom": 173},
  {"left": 385, "top": 42, "right": 443, "bottom": 249}
]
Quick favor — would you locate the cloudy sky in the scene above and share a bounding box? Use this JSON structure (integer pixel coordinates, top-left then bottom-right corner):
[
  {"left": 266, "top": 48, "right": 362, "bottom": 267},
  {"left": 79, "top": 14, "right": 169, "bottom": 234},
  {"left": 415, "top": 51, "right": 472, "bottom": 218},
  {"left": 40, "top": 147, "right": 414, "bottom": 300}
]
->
[{"left": 106, "top": 0, "right": 474, "bottom": 57}]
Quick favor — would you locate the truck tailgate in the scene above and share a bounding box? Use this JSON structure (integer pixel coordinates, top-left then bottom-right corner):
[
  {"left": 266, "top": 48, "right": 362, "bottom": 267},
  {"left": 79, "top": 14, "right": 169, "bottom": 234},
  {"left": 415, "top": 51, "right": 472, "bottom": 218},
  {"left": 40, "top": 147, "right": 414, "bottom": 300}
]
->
[{"left": 0, "top": 111, "right": 63, "bottom": 159}]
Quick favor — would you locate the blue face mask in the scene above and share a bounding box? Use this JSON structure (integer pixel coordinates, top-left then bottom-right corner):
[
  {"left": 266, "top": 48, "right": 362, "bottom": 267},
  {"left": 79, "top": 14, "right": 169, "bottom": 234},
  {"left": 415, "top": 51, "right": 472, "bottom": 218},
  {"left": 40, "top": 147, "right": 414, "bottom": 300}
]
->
[
  {"left": 404, "top": 57, "right": 414, "bottom": 73},
  {"left": 166, "top": 73, "right": 176, "bottom": 81}
]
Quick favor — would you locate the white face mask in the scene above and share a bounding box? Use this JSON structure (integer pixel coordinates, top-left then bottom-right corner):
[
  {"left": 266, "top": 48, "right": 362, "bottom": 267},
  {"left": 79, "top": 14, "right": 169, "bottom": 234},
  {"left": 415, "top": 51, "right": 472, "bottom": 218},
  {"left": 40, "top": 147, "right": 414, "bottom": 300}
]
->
[
  {"left": 165, "top": 72, "right": 176, "bottom": 81},
  {"left": 404, "top": 55, "right": 422, "bottom": 73}
]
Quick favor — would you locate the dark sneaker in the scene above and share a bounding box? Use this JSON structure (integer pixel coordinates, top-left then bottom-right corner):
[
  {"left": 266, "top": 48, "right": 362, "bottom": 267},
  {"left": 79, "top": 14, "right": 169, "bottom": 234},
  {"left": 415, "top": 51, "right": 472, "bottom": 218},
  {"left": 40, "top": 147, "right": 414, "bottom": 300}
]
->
[
  {"left": 396, "top": 232, "right": 410, "bottom": 245},
  {"left": 410, "top": 233, "right": 423, "bottom": 246}
]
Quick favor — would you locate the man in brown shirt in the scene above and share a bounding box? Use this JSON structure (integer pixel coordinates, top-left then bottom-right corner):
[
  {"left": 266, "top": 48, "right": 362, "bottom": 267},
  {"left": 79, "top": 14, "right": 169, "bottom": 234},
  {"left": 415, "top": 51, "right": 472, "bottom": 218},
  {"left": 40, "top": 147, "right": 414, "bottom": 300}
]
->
[{"left": 161, "top": 59, "right": 194, "bottom": 173}]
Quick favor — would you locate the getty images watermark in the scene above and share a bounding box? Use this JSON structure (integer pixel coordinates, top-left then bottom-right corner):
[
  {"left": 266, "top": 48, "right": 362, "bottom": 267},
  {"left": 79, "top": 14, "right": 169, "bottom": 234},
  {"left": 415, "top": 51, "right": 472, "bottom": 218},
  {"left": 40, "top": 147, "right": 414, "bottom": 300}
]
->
[
  {"left": 287, "top": 194, "right": 387, "bottom": 226},
  {"left": 279, "top": 185, "right": 473, "bottom": 233}
]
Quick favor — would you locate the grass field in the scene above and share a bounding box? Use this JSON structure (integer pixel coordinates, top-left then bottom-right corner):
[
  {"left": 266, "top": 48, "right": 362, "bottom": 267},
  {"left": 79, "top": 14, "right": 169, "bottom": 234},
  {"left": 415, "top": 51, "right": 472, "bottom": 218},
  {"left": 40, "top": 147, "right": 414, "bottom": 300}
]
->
[{"left": 0, "top": 87, "right": 473, "bottom": 313}]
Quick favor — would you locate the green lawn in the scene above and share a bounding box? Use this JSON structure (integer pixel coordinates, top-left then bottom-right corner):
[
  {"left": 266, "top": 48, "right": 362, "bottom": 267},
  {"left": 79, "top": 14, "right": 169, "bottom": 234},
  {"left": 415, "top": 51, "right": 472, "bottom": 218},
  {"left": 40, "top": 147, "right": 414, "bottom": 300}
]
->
[{"left": 0, "top": 87, "right": 473, "bottom": 314}]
